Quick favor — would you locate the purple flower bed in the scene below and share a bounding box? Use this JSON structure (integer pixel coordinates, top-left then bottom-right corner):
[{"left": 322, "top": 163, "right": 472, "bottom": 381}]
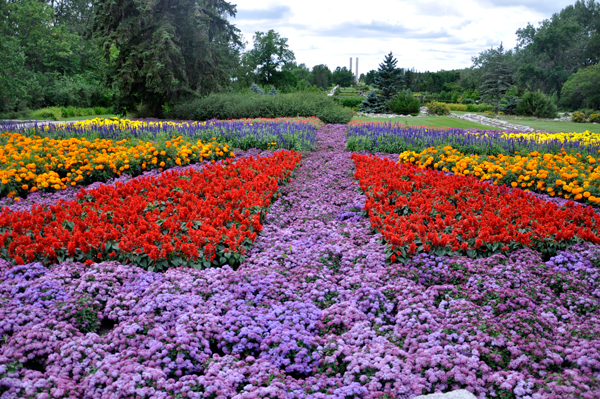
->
[{"left": 1, "top": 125, "right": 599, "bottom": 398}]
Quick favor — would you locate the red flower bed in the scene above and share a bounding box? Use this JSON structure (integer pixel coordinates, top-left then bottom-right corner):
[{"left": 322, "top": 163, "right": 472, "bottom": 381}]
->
[
  {"left": 0, "top": 151, "right": 301, "bottom": 271},
  {"left": 352, "top": 153, "right": 600, "bottom": 262}
]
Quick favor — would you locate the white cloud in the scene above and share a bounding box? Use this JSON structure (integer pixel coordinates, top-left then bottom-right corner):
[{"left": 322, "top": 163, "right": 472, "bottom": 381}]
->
[{"left": 229, "top": 0, "right": 575, "bottom": 73}]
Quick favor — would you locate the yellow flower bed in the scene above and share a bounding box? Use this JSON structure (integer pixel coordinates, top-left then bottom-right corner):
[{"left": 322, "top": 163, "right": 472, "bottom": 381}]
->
[
  {"left": 0, "top": 132, "right": 233, "bottom": 199},
  {"left": 498, "top": 130, "right": 600, "bottom": 146},
  {"left": 398, "top": 145, "right": 600, "bottom": 205},
  {"left": 36, "top": 118, "right": 206, "bottom": 132}
]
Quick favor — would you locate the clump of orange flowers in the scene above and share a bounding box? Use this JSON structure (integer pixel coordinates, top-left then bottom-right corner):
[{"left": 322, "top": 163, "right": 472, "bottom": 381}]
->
[
  {"left": 0, "top": 132, "right": 234, "bottom": 199},
  {"left": 398, "top": 145, "right": 600, "bottom": 205}
]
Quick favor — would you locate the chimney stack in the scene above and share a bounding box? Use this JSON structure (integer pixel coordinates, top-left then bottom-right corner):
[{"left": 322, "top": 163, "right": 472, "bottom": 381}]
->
[
  {"left": 349, "top": 57, "right": 353, "bottom": 73},
  {"left": 356, "top": 57, "right": 359, "bottom": 79}
]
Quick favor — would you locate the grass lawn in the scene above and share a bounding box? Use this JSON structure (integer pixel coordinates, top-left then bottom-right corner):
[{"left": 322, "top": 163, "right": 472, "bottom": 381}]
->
[
  {"left": 352, "top": 115, "right": 502, "bottom": 130},
  {"left": 499, "top": 117, "right": 600, "bottom": 133}
]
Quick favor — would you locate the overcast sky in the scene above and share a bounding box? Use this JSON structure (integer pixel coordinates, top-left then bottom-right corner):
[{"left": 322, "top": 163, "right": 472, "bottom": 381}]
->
[{"left": 229, "top": 0, "right": 575, "bottom": 74}]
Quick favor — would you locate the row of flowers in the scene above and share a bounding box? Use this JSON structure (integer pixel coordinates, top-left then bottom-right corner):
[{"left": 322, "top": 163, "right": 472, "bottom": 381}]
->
[
  {"left": 398, "top": 145, "right": 600, "bottom": 205},
  {"left": 346, "top": 121, "right": 600, "bottom": 156},
  {"left": 4, "top": 117, "right": 318, "bottom": 152},
  {"left": 0, "top": 132, "right": 233, "bottom": 199},
  {"left": 0, "top": 150, "right": 302, "bottom": 271},
  {"left": 353, "top": 153, "right": 600, "bottom": 262}
]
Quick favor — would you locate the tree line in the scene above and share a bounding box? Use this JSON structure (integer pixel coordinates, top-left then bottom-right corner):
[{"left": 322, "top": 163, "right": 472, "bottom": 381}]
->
[
  {"left": 361, "top": 0, "right": 600, "bottom": 112},
  {"left": 0, "top": 0, "right": 357, "bottom": 117},
  {"left": 1, "top": 0, "right": 598, "bottom": 118}
]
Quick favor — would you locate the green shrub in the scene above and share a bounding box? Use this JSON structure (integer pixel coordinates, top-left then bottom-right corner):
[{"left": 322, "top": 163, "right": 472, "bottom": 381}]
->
[
  {"left": 173, "top": 92, "right": 353, "bottom": 124},
  {"left": 461, "top": 98, "right": 475, "bottom": 105},
  {"left": 334, "top": 96, "right": 365, "bottom": 109},
  {"left": 571, "top": 111, "right": 587, "bottom": 123},
  {"left": 31, "top": 107, "right": 62, "bottom": 121},
  {"left": 498, "top": 96, "right": 519, "bottom": 115},
  {"left": 515, "top": 90, "right": 557, "bottom": 118},
  {"left": 589, "top": 113, "right": 599, "bottom": 123},
  {"left": 445, "top": 103, "right": 468, "bottom": 111},
  {"left": 426, "top": 101, "right": 450, "bottom": 116},
  {"left": 388, "top": 91, "right": 421, "bottom": 115}
]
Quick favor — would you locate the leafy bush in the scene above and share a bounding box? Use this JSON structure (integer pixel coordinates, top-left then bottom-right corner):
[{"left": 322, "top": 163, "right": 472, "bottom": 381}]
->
[
  {"left": 426, "top": 101, "right": 450, "bottom": 116},
  {"left": 461, "top": 98, "right": 475, "bottom": 104},
  {"left": 590, "top": 113, "right": 599, "bottom": 123},
  {"left": 31, "top": 107, "right": 63, "bottom": 120},
  {"left": 388, "top": 91, "right": 421, "bottom": 115},
  {"left": 268, "top": 86, "right": 278, "bottom": 96},
  {"left": 445, "top": 103, "right": 468, "bottom": 111},
  {"left": 572, "top": 111, "right": 587, "bottom": 123},
  {"left": 334, "top": 96, "right": 365, "bottom": 109},
  {"left": 515, "top": 90, "right": 557, "bottom": 118},
  {"left": 498, "top": 96, "right": 519, "bottom": 115},
  {"left": 173, "top": 92, "right": 353, "bottom": 124}
]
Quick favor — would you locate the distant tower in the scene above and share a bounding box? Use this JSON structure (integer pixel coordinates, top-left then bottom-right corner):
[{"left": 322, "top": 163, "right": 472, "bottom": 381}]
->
[
  {"left": 349, "top": 57, "right": 353, "bottom": 73},
  {"left": 356, "top": 58, "right": 359, "bottom": 79}
]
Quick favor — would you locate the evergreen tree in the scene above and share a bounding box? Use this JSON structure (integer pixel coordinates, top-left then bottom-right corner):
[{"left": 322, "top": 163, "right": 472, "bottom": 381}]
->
[
  {"left": 359, "top": 91, "right": 386, "bottom": 113},
  {"left": 250, "top": 83, "right": 265, "bottom": 95},
  {"left": 93, "top": 0, "right": 242, "bottom": 115},
  {"left": 268, "top": 86, "right": 278, "bottom": 95},
  {"left": 373, "top": 52, "right": 405, "bottom": 104},
  {"left": 479, "top": 43, "right": 513, "bottom": 112}
]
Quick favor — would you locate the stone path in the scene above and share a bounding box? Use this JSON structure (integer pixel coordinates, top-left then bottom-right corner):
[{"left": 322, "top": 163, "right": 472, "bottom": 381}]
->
[{"left": 450, "top": 112, "right": 536, "bottom": 131}]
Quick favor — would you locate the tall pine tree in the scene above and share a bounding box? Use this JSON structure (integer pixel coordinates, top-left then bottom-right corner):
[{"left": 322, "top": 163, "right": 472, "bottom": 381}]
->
[
  {"left": 479, "top": 43, "right": 513, "bottom": 113},
  {"left": 373, "top": 52, "right": 405, "bottom": 105},
  {"left": 93, "top": 0, "right": 242, "bottom": 115}
]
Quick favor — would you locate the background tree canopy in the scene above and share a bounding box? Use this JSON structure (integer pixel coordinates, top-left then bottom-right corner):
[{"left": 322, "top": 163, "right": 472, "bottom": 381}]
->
[
  {"left": 93, "top": 0, "right": 242, "bottom": 115},
  {"left": 0, "top": 0, "right": 598, "bottom": 117}
]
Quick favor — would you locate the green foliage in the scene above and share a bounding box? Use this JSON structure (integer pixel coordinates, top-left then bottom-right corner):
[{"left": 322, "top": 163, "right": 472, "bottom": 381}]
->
[
  {"left": 331, "top": 67, "right": 354, "bottom": 87},
  {"left": 515, "top": 0, "right": 600, "bottom": 97},
  {"left": 388, "top": 91, "right": 421, "bottom": 115},
  {"left": 59, "top": 106, "right": 112, "bottom": 118},
  {"left": 268, "top": 86, "right": 278, "bottom": 96},
  {"left": 515, "top": 90, "right": 558, "bottom": 118},
  {"left": 465, "top": 103, "right": 495, "bottom": 112},
  {"left": 359, "top": 91, "right": 386, "bottom": 114},
  {"left": 572, "top": 111, "right": 587, "bottom": 123},
  {"left": 0, "top": 0, "right": 112, "bottom": 112},
  {"left": 311, "top": 65, "right": 332, "bottom": 90},
  {"left": 426, "top": 101, "right": 450, "bottom": 116},
  {"left": 478, "top": 44, "right": 514, "bottom": 110},
  {"left": 364, "top": 70, "right": 378, "bottom": 85},
  {"left": 93, "top": 0, "right": 242, "bottom": 116},
  {"left": 498, "top": 96, "right": 519, "bottom": 115},
  {"left": 173, "top": 92, "right": 352, "bottom": 124},
  {"left": 334, "top": 96, "right": 365, "bottom": 109},
  {"left": 590, "top": 113, "right": 600, "bottom": 123},
  {"left": 560, "top": 64, "right": 600, "bottom": 111},
  {"left": 373, "top": 52, "right": 405, "bottom": 105},
  {"left": 244, "top": 30, "right": 295, "bottom": 85},
  {"left": 31, "top": 107, "right": 63, "bottom": 121},
  {"left": 250, "top": 83, "right": 265, "bottom": 95}
]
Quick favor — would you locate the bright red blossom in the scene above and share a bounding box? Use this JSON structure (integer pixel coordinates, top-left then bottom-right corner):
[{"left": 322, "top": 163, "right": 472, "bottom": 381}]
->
[{"left": 0, "top": 151, "right": 301, "bottom": 270}]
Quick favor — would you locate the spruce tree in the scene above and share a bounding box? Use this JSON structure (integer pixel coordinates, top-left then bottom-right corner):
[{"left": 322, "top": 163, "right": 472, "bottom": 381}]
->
[
  {"left": 250, "top": 83, "right": 265, "bottom": 95},
  {"left": 479, "top": 44, "right": 513, "bottom": 113},
  {"left": 373, "top": 52, "right": 405, "bottom": 105},
  {"left": 359, "top": 91, "right": 386, "bottom": 113}
]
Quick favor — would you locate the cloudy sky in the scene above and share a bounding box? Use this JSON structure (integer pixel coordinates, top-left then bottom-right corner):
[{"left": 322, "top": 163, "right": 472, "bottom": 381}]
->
[{"left": 229, "top": 0, "right": 575, "bottom": 74}]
